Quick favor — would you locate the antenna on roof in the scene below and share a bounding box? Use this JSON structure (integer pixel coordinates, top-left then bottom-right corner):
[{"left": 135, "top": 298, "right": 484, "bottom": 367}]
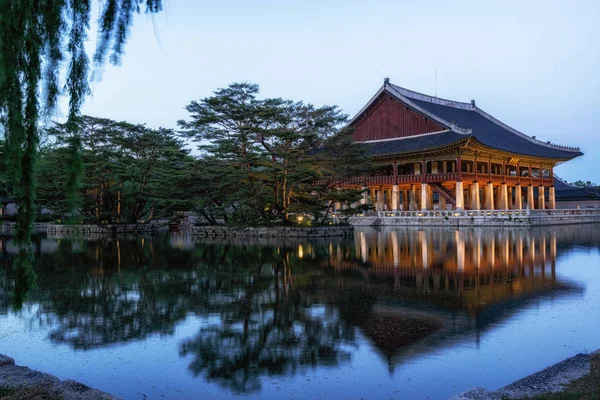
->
[{"left": 434, "top": 68, "right": 437, "bottom": 97}]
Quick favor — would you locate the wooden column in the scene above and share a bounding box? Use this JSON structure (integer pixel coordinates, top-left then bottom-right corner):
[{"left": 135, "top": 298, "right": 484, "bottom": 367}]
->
[
  {"left": 514, "top": 184, "right": 523, "bottom": 209},
  {"left": 402, "top": 189, "right": 409, "bottom": 211},
  {"left": 499, "top": 183, "right": 508, "bottom": 210},
  {"left": 470, "top": 182, "right": 480, "bottom": 210},
  {"left": 377, "top": 186, "right": 384, "bottom": 211},
  {"left": 485, "top": 183, "right": 495, "bottom": 210},
  {"left": 538, "top": 185, "right": 546, "bottom": 210},
  {"left": 421, "top": 183, "right": 429, "bottom": 211},
  {"left": 527, "top": 185, "right": 535, "bottom": 210},
  {"left": 457, "top": 157, "right": 463, "bottom": 181},
  {"left": 549, "top": 186, "right": 556, "bottom": 209},
  {"left": 428, "top": 185, "right": 433, "bottom": 209},
  {"left": 455, "top": 181, "right": 465, "bottom": 210},
  {"left": 392, "top": 185, "right": 399, "bottom": 211},
  {"left": 410, "top": 184, "right": 417, "bottom": 211}
]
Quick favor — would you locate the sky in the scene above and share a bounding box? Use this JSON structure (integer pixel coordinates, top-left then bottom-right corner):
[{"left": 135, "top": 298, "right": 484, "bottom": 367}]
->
[{"left": 69, "top": 0, "right": 599, "bottom": 182}]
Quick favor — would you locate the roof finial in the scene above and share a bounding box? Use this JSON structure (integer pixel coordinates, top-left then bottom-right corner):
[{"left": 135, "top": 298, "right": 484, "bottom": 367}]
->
[
  {"left": 384, "top": 77, "right": 390, "bottom": 85},
  {"left": 471, "top": 99, "right": 476, "bottom": 107}
]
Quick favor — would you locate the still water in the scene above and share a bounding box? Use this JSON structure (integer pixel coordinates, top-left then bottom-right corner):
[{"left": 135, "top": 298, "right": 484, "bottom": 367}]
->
[{"left": 1, "top": 226, "right": 599, "bottom": 400}]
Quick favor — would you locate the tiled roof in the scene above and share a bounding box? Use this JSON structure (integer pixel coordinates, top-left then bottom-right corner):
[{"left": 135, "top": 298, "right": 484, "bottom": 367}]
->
[
  {"left": 360, "top": 131, "right": 469, "bottom": 157},
  {"left": 358, "top": 82, "right": 583, "bottom": 160},
  {"left": 553, "top": 177, "right": 600, "bottom": 200}
]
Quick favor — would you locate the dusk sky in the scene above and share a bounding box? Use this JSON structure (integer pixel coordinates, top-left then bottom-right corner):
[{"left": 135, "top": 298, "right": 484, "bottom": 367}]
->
[{"left": 69, "top": 0, "right": 598, "bottom": 182}]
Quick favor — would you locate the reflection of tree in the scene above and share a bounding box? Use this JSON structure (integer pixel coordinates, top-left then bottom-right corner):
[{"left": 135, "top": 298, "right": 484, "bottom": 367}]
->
[
  {"left": 31, "top": 237, "right": 197, "bottom": 349},
  {"left": 179, "top": 248, "right": 356, "bottom": 393},
  {"left": 0, "top": 237, "right": 38, "bottom": 311}
]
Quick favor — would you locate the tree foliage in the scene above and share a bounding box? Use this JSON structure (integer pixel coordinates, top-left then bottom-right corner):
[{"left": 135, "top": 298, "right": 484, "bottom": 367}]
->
[
  {"left": 178, "top": 82, "right": 372, "bottom": 225},
  {"left": 43, "top": 115, "right": 193, "bottom": 223},
  {"left": 0, "top": 0, "right": 164, "bottom": 298}
]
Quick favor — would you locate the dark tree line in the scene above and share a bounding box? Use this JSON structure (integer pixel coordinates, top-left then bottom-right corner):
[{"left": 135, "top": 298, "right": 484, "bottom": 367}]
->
[{"left": 2, "top": 82, "right": 372, "bottom": 226}]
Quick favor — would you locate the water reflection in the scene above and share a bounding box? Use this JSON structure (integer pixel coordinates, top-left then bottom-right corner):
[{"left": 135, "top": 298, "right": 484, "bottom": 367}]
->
[
  {"left": 0, "top": 225, "right": 596, "bottom": 396},
  {"left": 325, "top": 228, "right": 586, "bottom": 368}
]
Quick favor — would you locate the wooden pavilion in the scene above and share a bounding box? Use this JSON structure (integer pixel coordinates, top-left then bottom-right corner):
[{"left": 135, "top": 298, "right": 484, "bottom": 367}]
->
[{"left": 340, "top": 79, "right": 582, "bottom": 212}]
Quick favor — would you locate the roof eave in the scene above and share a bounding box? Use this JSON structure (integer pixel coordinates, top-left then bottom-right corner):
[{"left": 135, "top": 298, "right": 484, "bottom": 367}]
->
[{"left": 368, "top": 135, "right": 473, "bottom": 159}]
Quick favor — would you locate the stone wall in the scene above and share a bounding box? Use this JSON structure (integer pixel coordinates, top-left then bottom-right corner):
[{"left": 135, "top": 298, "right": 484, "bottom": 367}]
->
[
  {"left": 192, "top": 225, "right": 353, "bottom": 238},
  {"left": 46, "top": 223, "right": 162, "bottom": 237}
]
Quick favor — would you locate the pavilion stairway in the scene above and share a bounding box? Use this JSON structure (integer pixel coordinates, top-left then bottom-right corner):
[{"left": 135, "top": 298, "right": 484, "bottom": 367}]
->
[{"left": 430, "top": 183, "right": 456, "bottom": 208}]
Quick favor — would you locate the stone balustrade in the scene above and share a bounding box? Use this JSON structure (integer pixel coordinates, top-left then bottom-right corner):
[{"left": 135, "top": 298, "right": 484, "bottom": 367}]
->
[{"left": 349, "top": 208, "right": 600, "bottom": 227}]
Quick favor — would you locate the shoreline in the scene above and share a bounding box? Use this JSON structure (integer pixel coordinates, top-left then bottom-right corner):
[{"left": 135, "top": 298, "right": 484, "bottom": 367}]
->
[
  {"left": 0, "top": 354, "right": 119, "bottom": 400},
  {"left": 450, "top": 350, "right": 600, "bottom": 399}
]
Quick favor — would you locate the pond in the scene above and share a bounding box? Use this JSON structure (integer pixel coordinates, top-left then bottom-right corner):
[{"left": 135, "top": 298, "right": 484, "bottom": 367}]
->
[{"left": 1, "top": 225, "right": 599, "bottom": 400}]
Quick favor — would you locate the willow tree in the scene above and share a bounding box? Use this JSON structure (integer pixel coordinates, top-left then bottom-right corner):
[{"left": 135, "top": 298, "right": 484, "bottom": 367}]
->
[{"left": 0, "top": 0, "right": 163, "bottom": 296}]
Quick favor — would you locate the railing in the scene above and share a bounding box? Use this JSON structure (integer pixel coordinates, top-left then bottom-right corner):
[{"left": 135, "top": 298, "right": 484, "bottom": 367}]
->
[{"left": 340, "top": 173, "right": 555, "bottom": 187}]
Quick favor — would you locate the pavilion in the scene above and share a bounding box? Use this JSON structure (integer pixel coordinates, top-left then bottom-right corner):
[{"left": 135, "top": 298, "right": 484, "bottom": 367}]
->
[{"left": 340, "top": 79, "right": 582, "bottom": 212}]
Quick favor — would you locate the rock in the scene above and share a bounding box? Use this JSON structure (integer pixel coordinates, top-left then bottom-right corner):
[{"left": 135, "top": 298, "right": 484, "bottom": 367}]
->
[
  {"left": 0, "top": 354, "right": 120, "bottom": 400},
  {"left": 0, "top": 354, "right": 15, "bottom": 366},
  {"left": 497, "top": 353, "right": 592, "bottom": 399},
  {"left": 449, "top": 387, "right": 502, "bottom": 400}
]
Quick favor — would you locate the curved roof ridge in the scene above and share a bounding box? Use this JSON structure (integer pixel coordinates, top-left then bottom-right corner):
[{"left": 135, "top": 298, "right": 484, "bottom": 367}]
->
[
  {"left": 390, "top": 81, "right": 580, "bottom": 154},
  {"left": 474, "top": 106, "right": 582, "bottom": 153},
  {"left": 388, "top": 83, "right": 475, "bottom": 110}
]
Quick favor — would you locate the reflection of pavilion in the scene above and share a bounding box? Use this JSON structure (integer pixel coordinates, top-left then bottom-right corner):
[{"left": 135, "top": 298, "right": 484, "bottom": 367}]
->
[{"left": 321, "top": 227, "right": 585, "bottom": 369}]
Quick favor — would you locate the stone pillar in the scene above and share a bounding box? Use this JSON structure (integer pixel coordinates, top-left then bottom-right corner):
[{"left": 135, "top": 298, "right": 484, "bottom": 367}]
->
[
  {"left": 402, "top": 189, "right": 409, "bottom": 211},
  {"left": 485, "top": 183, "right": 495, "bottom": 210},
  {"left": 538, "top": 185, "right": 545, "bottom": 210},
  {"left": 514, "top": 184, "right": 523, "bottom": 209},
  {"left": 527, "top": 185, "right": 535, "bottom": 210},
  {"left": 455, "top": 181, "right": 464, "bottom": 210},
  {"left": 508, "top": 186, "right": 514, "bottom": 209},
  {"left": 360, "top": 186, "right": 368, "bottom": 205},
  {"left": 421, "top": 183, "right": 429, "bottom": 211},
  {"left": 410, "top": 184, "right": 417, "bottom": 211},
  {"left": 392, "top": 185, "right": 399, "bottom": 211},
  {"left": 549, "top": 186, "right": 556, "bottom": 209},
  {"left": 377, "top": 187, "right": 384, "bottom": 211},
  {"left": 499, "top": 183, "right": 508, "bottom": 210},
  {"left": 470, "top": 182, "right": 480, "bottom": 210}
]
